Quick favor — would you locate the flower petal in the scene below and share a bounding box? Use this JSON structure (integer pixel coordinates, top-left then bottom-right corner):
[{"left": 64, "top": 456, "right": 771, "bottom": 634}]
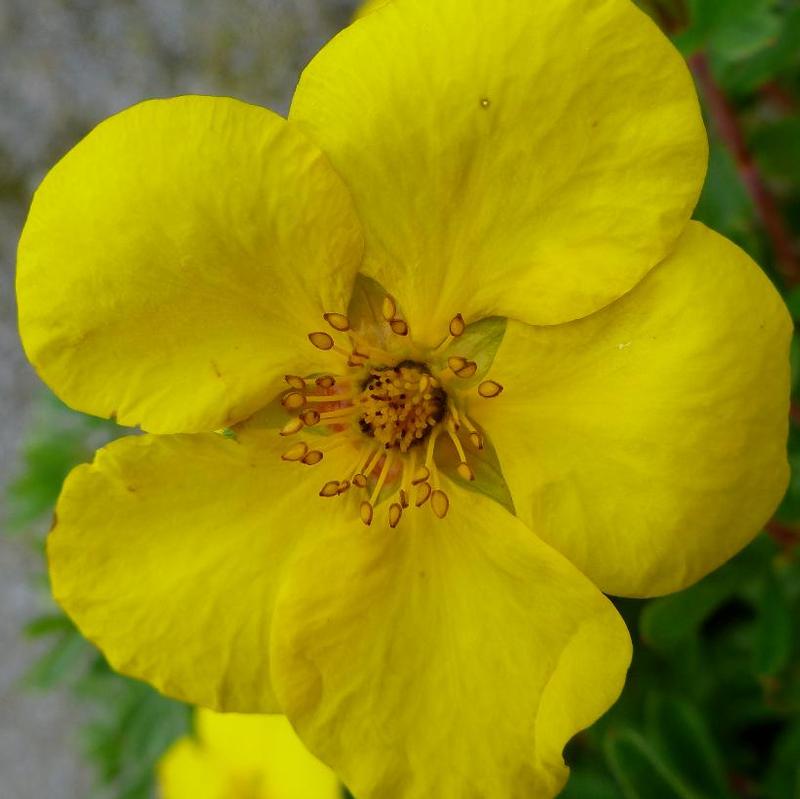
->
[
  {"left": 290, "top": 0, "right": 707, "bottom": 344},
  {"left": 48, "top": 427, "right": 355, "bottom": 711},
  {"left": 18, "top": 95, "right": 363, "bottom": 433},
  {"left": 158, "top": 710, "right": 340, "bottom": 799},
  {"left": 471, "top": 222, "right": 791, "bottom": 598},
  {"left": 270, "top": 480, "right": 631, "bottom": 799}
]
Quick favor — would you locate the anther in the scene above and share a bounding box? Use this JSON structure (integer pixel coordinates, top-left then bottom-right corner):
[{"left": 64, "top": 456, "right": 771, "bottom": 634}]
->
[
  {"left": 308, "top": 331, "right": 335, "bottom": 350},
  {"left": 469, "top": 431, "right": 485, "bottom": 450},
  {"left": 319, "top": 481, "right": 340, "bottom": 497},
  {"left": 448, "top": 356, "right": 467, "bottom": 373},
  {"left": 282, "top": 391, "right": 306, "bottom": 411},
  {"left": 281, "top": 442, "right": 308, "bottom": 462},
  {"left": 455, "top": 361, "right": 477, "bottom": 379},
  {"left": 478, "top": 380, "right": 504, "bottom": 398},
  {"left": 301, "top": 450, "right": 324, "bottom": 466},
  {"left": 399, "top": 488, "right": 409, "bottom": 508},
  {"left": 431, "top": 489, "right": 450, "bottom": 519},
  {"left": 315, "top": 376, "right": 336, "bottom": 389},
  {"left": 280, "top": 417, "right": 304, "bottom": 437},
  {"left": 323, "top": 312, "right": 350, "bottom": 332},
  {"left": 360, "top": 501, "right": 374, "bottom": 526},
  {"left": 457, "top": 462, "right": 475, "bottom": 481},
  {"left": 382, "top": 295, "right": 397, "bottom": 321},
  {"left": 389, "top": 319, "right": 409, "bottom": 336},
  {"left": 338, "top": 480, "right": 350, "bottom": 494},
  {"left": 388, "top": 503, "right": 403, "bottom": 529},
  {"left": 353, "top": 473, "right": 368, "bottom": 488},
  {"left": 449, "top": 314, "right": 466, "bottom": 337},
  {"left": 412, "top": 465, "right": 430, "bottom": 485},
  {"left": 415, "top": 482, "right": 432, "bottom": 507},
  {"left": 300, "top": 408, "right": 321, "bottom": 426},
  {"left": 285, "top": 375, "right": 306, "bottom": 390}
]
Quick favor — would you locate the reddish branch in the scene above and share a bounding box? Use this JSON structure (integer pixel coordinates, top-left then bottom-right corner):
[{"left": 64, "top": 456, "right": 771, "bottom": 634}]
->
[{"left": 689, "top": 52, "right": 800, "bottom": 286}]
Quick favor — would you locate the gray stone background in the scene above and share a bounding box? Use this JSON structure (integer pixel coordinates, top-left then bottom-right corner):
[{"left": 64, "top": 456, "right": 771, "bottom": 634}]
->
[{"left": 0, "top": 1, "right": 354, "bottom": 795}]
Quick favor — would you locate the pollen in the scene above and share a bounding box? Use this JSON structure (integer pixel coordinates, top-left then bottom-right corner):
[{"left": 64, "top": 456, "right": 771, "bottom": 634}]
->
[
  {"left": 358, "top": 363, "right": 446, "bottom": 452},
  {"left": 277, "top": 307, "right": 503, "bottom": 528}
]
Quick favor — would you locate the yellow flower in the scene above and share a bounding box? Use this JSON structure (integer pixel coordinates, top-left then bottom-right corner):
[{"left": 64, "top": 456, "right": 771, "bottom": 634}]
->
[
  {"left": 16, "top": 1, "right": 790, "bottom": 798},
  {"left": 158, "top": 709, "right": 340, "bottom": 799}
]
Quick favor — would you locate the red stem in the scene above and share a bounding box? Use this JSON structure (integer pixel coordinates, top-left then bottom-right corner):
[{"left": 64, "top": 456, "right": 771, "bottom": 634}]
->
[{"left": 689, "top": 52, "right": 800, "bottom": 286}]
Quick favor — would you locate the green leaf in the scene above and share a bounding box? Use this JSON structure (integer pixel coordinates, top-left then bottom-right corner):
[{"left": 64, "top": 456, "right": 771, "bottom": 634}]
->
[
  {"left": 751, "top": 117, "right": 800, "bottom": 184},
  {"left": 23, "top": 613, "right": 74, "bottom": 638},
  {"left": 605, "top": 729, "right": 701, "bottom": 799},
  {"left": 645, "top": 695, "right": 733, "bottom": 799},
  {"left": 678, "top": 0, "right": 782, "bottom": 60},
  {"left": 561, "top": 769, "right": 622, "bottom": 799},
  {"left": 640, "top": 539, "right": 772, "bottom": 652},
  {"left": 754, "top": 568, "right": 793, "bottom": 676}
]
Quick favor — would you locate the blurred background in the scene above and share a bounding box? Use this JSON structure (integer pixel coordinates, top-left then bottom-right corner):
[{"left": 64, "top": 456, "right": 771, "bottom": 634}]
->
[{"left": 1, "top": 0, "right": 799, "bottom": 797}]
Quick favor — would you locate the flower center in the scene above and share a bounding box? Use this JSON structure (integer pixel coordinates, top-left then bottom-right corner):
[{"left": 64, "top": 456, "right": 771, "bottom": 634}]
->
[
  {"left": 276, "top": 296, "right": 504, "bottom": 528},
  {"left": 358, "top": 362, "right": 446, "bottom": 452}
]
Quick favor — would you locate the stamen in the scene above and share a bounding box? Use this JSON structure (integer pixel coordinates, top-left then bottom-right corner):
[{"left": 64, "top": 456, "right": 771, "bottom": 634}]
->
[
  {"left": 338, "top": 480, "right": 350, "bottom": 494},
  {"left": 415, "top": 482, "right": 432, "bottom": 506},
  {"left": 447, "top": 356, "right": 467, "bottom": 373},
  {"left": 323, "top": 312, "right": 350, "bottom": 332},
  {"left": 360, "top": 501, "right": 374, "bottom": 526},
  {"left": 478, "top": 380, "right": 504, "bottom": 398},
  {"left": 281, "top": 442, "right": 308, "bottom": 462},
  {"left": 315, "top": 376, "right": 336, "bottom": 389},
  {"left": 412, "top": 465, "right": 430, "bottom": 485},
  {"left": 454, "top": 361, "right": 477, "bottom": 379},
  {"left": 353, "top": 474, "right": 368, "bottom": 488},
  {"left": 285, "top": 375, "right": 306, "bottom": 390},
  {"left": 431, "top": 489, "right": 450, "bottom": 519},
  {"left": 308, "top": 331, "right": 335, "bottom": 351},
  {"left": 457, "top": 462, "right": 475, "bottom": 481},
  {"left": 449, "top": 314, "right": 465, "bottom": 337},
  {"left": 369, "top": 453, "right": 394, "bottom": 506},
  {"left": 389, "top": 319, "right": 409, "bottom": 336},
  {"left": 282, "top": 391, "right": 306, "bottom": 411},
  {"left": 388, "top": 503, "right": 403, "bottom": 528},
  {"left": 301, "top": 450, "right": 323, "bottom": 466},
  {"left": 280, "top": 417, "right": 304, "bottom": 437},
  {"left": 300, "top": 408, "right": 321, "bottom": 426},
  {"left": 319, "top": 481, "right": 340, "bottom": 497},
  {"left": 382, "top": 295, "right": 397, "bottom": 321}
]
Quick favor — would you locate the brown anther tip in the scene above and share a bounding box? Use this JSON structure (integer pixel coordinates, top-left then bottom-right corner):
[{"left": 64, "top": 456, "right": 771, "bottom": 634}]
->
[
  {"left": 302, "top": 450, "right": 324, "bottom": 466},
  {"left": 323, "top": 312, "right": 350, "bottom": 332},
  {"left": 353, "top": 473, "right": 368, "bottom": 488},
  {"left": 469, "top": 431, "right": 485, "bottom": 450},
  {"left": 281, "top": 442, "right": 308, "bottom": 462},
  {"left": 478, "top": 380, "right": 503, "bottom": 398},
  {"left": 319, "top": 480, "right": 340, "bottom": 497},
  {"left": 455, "top": 361, "right": 478, "bottom": 379},
  {"left": 431, "top": 489, "right": 450, "bottom": 519},
  {"left": 412, "top": 465, "right": 430, "bottom": 485},
  {"left": 388, "top": 503, "right": 403, "bottom": 529},
  {"left": 448, "top": 355, "right": 467, "bottom": 373},
  {"left": 382, "top": 295, "right": 397, "bottom": 321},
  {"left": 280, "top": 417, "right": 304, "bottom": 437},
  {"left": 285, "top": 375, "right": 306, "bottom": 390},
  {"left": 281, "top": 391, "right": 306, "bottom": 411},
  {"left": 457, "top": 462, "right": 475, "bottom": 482},
  {"left": 337, "top": 480, "right": 350, "bottom": 494},
  {"left": 315, "top": 375, "right": 336, "bottom": 389},
  {"left": 308, "top": 331, "right": 335, "bottom": 350},
  {"left": 399, "top": 488, "right": 410, "bottom": 509},
  {"left": 415, "top": 482, "right": 432, "bottom": 507},
  {"left": 360, "top": 501, "right": 374, "bottom": 526},
  {"left": 449, "top": 313, "right": 466, "bottom": 337},
  {"left": 300, "top": 408, "right": 321, "bottom": 426},
  {"left": 389, "top": 319, "right": 409, "bottom": 336}
]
